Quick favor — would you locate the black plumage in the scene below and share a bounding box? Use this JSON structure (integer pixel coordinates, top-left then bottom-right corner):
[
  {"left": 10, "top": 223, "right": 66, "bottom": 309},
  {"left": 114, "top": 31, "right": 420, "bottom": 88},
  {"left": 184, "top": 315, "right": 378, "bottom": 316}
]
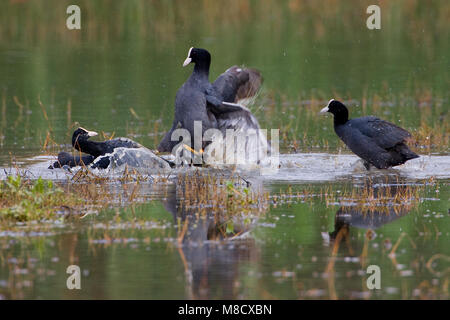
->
[
  {"left": 212, "top": 66, "right": 264, "bottom": 135},
  {"left": 158, "top": 48, "right": 264, "bottom": 154},
  {"left": 59, "top": 127, "right": 174, "bottom": 170},
  {"left": 321, "top": 99, "right": 419, "bottom": 169},
  {"left": 72, "top": 127, "right": 142, "bottom": 158},
  {"left": 48, "top": 152, "right": 94, "bottom": 169},
  {"left": 213, "top": 66, "right": 262, "bottom": 103},
  {"left": 50, "top": 127, "right": 143, "bottom": 170}
]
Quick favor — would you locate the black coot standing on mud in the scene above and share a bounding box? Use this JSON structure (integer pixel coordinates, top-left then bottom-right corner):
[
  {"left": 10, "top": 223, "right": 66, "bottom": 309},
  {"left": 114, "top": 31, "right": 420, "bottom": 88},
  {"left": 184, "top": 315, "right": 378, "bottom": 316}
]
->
[
  {"left": 320, "top": 99, "right": 419, "bottom": 170},
  {"left": 158, "top": 47, "right": 264, "bottom": 154}
]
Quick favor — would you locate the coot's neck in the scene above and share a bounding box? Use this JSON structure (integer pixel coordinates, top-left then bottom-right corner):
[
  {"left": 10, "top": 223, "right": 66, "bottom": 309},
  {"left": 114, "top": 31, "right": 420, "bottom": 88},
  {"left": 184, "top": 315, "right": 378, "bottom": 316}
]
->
[
  {"left": 73, "top": 137, "right": 102, "bottom": 158},
  {"left": 191, "top": 60, "right": 210, "bottom": 81},
  {"left": 333, "top": 109, "right": 349, "bottom": 127}
]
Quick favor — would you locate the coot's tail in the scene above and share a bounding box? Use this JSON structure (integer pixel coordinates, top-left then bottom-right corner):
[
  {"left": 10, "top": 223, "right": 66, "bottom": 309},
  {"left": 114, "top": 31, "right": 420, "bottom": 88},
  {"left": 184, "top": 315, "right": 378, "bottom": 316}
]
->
[
  {"left": 400, "top": 145, "right": 419, "bottom": 161},
  {"left": 389, "top": 143, "right": 419, "bottom": 167},
  {"left": 405, "top": 151, "right": 419, "bottom": 160}
]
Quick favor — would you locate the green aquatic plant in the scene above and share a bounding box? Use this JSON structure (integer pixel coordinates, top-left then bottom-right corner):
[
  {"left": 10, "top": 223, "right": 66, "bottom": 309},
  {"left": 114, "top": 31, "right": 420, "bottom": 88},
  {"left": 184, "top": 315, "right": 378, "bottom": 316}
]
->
[
  {"left": 0, "top": 176, "right": 80, "bottom": 222},
  {"left": 179, "top": 171, "right": 268, "bottom": 216}
]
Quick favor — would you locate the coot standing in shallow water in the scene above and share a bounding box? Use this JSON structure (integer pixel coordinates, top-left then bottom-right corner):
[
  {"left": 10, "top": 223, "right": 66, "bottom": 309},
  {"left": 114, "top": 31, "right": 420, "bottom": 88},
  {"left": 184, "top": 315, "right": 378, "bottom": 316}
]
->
[
  {"left": 158, "top": 47, "right": 266, "bottom": 159},
  {"left": 320, "top": 99, "right": 419, "bottom": 169},
  {"left": 158, "top": 48, "right": 218, "bottom": 153}
]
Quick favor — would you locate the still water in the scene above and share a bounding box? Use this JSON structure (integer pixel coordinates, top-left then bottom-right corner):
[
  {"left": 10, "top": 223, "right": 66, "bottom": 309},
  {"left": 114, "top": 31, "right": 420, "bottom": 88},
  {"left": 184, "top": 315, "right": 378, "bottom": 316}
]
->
[
  {"left": 0, "top": 169, "right": 448, "bottom": 299},
  {"left": 0, "top": 1, "right": 449, "bottom": 299}
]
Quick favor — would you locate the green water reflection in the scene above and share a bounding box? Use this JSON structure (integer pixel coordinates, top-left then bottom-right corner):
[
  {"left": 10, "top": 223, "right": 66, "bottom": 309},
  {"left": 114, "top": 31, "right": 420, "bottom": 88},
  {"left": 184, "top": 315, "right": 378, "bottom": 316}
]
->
[
  {"left": 0, "top": 0, "right": 448, "bottom": 163},
  {"left": 0, "top": 180, "right": 448, "bottom": 299}
]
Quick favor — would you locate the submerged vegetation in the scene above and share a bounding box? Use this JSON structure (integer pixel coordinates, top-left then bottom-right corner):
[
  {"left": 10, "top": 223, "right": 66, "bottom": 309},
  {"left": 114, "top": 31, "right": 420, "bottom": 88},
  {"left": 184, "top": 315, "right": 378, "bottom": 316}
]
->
[
  {"left": 2, "top": 172, "right": 447, "bottom": 299},
  {"left": 178, "top": 171, "right": 268, "bottom": 215},
  {"left": 270, "top": 176, "right": 434, "bottom": 214},
  {"left": 0, "top": 171, "right": 169, "bottom": 223},
  {"left": 0, "top": 176, "right": 80, "bottom": 222},
  {"left": 0, "top": 170, "right": 267, "bottom": 224},
  {"left": 0, "top": 167, "right": 448, "bottom": 300},
  {"left": 0, "top": 170, "right": 435, "bottom": 225}
]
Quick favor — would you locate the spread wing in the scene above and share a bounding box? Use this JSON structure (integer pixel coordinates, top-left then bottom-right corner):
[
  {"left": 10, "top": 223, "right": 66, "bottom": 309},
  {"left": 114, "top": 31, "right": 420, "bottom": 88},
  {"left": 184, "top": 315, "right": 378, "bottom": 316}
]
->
[
  {"left": 209, "top": 65, "right": 263, "bottom": 131},
  {"left": 216, "top": 108, "right": 261, "bottom": 132},
  {"left": 159, "top": 66, "right": 263, "bottom": 153},
  {"left": 212, "top": 66, "right": 262, "bottom": 104}
]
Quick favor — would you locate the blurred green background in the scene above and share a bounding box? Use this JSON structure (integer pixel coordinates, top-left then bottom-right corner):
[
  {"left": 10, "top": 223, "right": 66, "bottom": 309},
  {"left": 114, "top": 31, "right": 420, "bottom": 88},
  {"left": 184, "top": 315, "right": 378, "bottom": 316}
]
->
[{"left": 0, "top": 0, "right": 448, "bottom": 163}]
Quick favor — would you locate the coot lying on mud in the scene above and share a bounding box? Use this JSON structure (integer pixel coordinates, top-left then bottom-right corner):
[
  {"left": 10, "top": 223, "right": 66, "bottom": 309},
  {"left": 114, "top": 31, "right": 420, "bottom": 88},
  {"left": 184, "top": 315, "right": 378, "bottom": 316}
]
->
[
  {"left": 72, "top": 127, "right": 142, "bottom": 158},
  {"left": 320, "top": 99, "right": 419, "bottom": 169},
  {"left": 51, "top": 127, "right": 173, "bottom": 170},
  {"left": 48, "top": 151, "right": 94, "bottom": 169}
]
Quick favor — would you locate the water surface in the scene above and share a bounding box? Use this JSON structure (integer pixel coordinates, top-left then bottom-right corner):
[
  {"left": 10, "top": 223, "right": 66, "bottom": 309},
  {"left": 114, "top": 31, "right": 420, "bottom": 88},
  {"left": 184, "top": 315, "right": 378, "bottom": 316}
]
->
[{"left": 0, "top": 0, "right": 448, "bottom": 300}]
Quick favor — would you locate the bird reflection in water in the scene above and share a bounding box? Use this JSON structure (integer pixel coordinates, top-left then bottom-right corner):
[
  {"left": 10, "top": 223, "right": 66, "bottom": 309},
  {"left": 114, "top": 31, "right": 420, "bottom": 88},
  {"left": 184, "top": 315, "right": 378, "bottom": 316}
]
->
[
  {"left": 161, "top": 177, "right": 265, "bottom": 299},
  {"left": 324, "top": 176, "right": 419, "bottom": 243}
]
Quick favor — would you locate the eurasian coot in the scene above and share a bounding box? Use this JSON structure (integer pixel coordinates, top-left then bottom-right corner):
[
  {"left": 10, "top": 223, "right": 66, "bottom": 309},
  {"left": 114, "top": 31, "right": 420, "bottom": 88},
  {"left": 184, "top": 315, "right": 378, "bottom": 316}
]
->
[
  {"left": 320, "top": 99, "right": 419, "bottom": 169},
  {"left": 72, "top": 127, "right": 176, "bottom": 169},
  {"left": 49, "top": 127, "right": 173, "bottom": 170},
  {"left": 72, "top": 127, "right": 142, "bottom": 158},
  {"left": 48, "top": 151, "right": 94, "bottom": 169},
  {"left": 158, "top": 48, "right": 266, "bottom": 156}
]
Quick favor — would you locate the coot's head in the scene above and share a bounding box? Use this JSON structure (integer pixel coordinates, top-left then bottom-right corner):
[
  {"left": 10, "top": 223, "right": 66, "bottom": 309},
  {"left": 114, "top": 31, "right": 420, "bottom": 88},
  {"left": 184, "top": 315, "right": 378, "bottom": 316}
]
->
[
  {"left": 182, "top": 47, "right": 211, "bottom": 70},
  {"left": 72, "top": 127, "right": 98, "bottom": 148},
  {"left": 320, "top": 99, "right": 349, "bottom": 124}
]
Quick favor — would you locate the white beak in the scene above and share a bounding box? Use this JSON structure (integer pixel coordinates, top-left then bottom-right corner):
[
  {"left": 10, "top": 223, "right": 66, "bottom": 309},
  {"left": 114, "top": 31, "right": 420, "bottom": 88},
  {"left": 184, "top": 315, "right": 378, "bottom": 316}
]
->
[
  {"left": 320, "top": 99, "right": 335, "bottom": 114},
  {"left": 182, "top": 57, "right": 192, "bottom": 67},
  {"left": 182, "top": 47, "right": 194, "bottom": 67},
  {"left": 87, "top": 130, "right": 98, "bottom": 137},
  {"left": 320, "top": 106, "right": 329, "bottom": 114}
]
